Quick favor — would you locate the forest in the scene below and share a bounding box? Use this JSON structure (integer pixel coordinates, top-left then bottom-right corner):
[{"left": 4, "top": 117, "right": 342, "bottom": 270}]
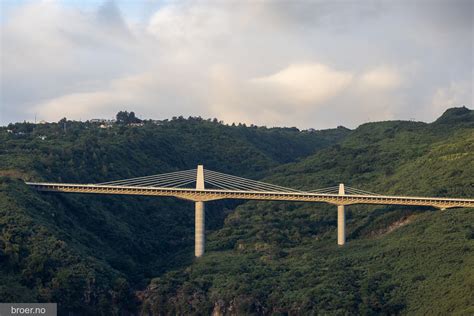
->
[{"left": 0, "top": 107, "right": 473, "bottom": 315}]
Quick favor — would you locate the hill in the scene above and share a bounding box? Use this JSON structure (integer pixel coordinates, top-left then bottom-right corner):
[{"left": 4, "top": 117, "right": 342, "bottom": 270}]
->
[
  {"left": 0, "top": 117, "right": 347, "bottom": 314},
  {"left": 0, "top": 108, "right": 472, "bottom": 314},
  {"left": 140, "top": 108, "right": 474, "bottom": 315}
]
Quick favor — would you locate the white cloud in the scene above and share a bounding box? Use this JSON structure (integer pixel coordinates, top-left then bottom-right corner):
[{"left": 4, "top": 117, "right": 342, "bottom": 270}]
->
[
  {"left": 359, "top": 66, "right": 402, "bottom": 90},
  {"left": 147, "top": 4, "right": 231, "bottom": 44},
  {"left": 250, "top": 63, "right": 353, "bottom": 105}
]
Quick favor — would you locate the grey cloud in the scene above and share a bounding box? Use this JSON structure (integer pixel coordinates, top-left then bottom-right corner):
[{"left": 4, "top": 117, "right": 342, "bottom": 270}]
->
[
  {"left": 262, "top": 0, "right": 385, "bottom": 31},
  {"left": 1, "top": 1, "right": 140, "bottom": 122},
  {"left": 96, "top": 0, "right": 133, "bottom": 38},
  {"left": 409, "top": 0, "right": 473, "bottom": 32},
  {"left": 0, "top": 0, "right": 472, "bottom": 128}
]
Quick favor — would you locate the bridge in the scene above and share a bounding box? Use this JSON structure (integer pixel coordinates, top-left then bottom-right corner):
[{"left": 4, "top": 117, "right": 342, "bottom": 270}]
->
[{"left": 26, "top": 165, "right": 474, "bottom": 257}]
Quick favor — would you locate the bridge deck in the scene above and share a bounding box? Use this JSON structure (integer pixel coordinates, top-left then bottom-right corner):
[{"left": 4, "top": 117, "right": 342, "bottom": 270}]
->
[{"left": 26, "top": 182, "right": 474, "bottom": 209}]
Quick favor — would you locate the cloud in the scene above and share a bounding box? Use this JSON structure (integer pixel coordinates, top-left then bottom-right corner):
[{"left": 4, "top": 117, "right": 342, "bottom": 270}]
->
[
  {"left": 359, "top": 66, "right": 402, "bottom": 90},
  {"left": 250, "top": 63, "right": 353, "bottom": 105},
  {"left": 1, "top": 0, "right": 472, "bottom": 128},
  {"left": 1, "top": 0, "right": 138, "bottom": 109},
  {"left": 205, "top": 63, "right": 405, "bottom": 127},
  {"left": 431, "top": 81, "right": 473, "bottom": 115},
  {"left": 147, "top": 3, "right": 231, "bottom": 44}
]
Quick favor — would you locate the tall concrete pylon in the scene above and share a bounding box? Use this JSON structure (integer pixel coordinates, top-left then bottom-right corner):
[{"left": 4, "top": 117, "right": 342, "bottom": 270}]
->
[
  {"left": 337, "top": 183, "right": 345, "bottom": 246},
  {"left": 195, "top": 165, "right": 205, "bottom": 257}
]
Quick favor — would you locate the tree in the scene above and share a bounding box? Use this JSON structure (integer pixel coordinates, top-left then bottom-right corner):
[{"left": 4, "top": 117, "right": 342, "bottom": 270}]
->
[{"left": 116, "top": 111, "right": 141, "bottom": 124}]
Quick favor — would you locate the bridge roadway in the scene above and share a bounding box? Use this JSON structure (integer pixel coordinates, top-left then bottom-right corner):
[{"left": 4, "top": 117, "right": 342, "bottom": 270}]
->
[{"left": 25, "top": 182, "right": 474, "bottom": 209}]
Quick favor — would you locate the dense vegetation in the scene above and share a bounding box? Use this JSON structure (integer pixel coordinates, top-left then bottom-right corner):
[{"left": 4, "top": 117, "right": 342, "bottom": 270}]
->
[
  {"left": 140, "top": 107, "right": 474, "bottom": 315},
  {"left": 0, "top": 108, "right": 472, "bottom": 314},
  {"left": 0, "top": 116, "right": 347, "bottom": 314}
]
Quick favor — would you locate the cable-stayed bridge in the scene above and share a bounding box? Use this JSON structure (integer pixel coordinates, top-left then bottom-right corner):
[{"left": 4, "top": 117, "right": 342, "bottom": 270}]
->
[{"left": 26, "top": 165, "right": 474, "bottom": 257}]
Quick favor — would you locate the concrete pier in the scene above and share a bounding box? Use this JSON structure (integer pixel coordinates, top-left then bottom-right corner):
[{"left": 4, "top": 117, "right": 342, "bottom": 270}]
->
[
  {"left": 195, "top": 165, "right": 205, "bottom": 257},
  {"left": 195, "top": 201, "right": 205, "bottom": 257},
  {"left": 337, "top": 183, "right": 345, "bottom": 246}
]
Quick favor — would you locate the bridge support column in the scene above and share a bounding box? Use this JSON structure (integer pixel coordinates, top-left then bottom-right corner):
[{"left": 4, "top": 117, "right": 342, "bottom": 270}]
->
[
  {"left": 337, "top": 183, "right": 345, "bottom": 246},
  {"left": 195, "top": 201, "right": 205, "bottom": 257},
  {"left": 195, "top": 165, "right": 205, "bottom": 258}
]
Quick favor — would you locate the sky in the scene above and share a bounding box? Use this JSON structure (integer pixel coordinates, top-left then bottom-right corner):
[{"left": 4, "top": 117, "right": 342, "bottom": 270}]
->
[{"left": 0, "top": 0, "right": 473, "bottom": 129}]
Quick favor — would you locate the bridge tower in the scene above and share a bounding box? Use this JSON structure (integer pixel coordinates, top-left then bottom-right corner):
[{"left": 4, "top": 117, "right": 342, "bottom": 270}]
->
[
  {"left": 338, "top": 183, "right": 345, "bottom": 246},
  {"left": 195, "top": 165, "right": 205, "bottom": 257}
]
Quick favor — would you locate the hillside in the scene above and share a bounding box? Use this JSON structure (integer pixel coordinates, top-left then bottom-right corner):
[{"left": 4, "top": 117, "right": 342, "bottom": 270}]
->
[
  {"left": 0, "top": 117, "right": 348, "bottom": 314},
  {"left": 140, "top": 107, "right": 474, "bottom": 315},
  {"left": 0, "top": 108, "right": 472, "bottom": 314}
]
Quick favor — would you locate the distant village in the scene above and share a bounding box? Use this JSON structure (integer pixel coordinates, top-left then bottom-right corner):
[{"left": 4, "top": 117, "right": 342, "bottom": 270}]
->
[
  {"left": 3, "top": 111, "right": 164, "bottom": 139},
  {"left": 89, "top": 118, "right": 152, "bottom": 129}
]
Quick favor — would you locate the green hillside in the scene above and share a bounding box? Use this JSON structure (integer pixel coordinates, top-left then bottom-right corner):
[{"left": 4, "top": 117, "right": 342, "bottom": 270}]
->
[
  {"left": 140, "top": 107, "right": 474, "bottom": 315},
  {"left": 0, "top": 108, "right": 473, "bottom": 315},
  {"left": 0, "top": 117, "right": 347, "bottom": 314}
]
